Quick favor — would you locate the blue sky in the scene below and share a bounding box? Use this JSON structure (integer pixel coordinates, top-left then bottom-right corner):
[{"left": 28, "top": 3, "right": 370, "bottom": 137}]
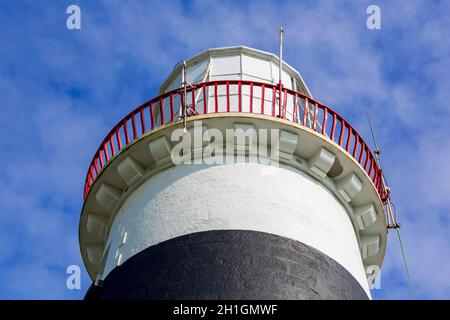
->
[{"left": 0, "top": 0, "right": 449, "bottom": 299}]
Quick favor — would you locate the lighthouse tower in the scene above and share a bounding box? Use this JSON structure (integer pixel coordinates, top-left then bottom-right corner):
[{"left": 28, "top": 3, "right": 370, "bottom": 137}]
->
[{"left": 79, "top": 46, "right": 387, "bottom": 300}]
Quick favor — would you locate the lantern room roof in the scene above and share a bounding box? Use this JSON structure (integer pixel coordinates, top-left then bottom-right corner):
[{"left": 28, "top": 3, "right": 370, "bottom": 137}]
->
[{"left": 159, "top": 46, "right": 313, "bottom": 98}]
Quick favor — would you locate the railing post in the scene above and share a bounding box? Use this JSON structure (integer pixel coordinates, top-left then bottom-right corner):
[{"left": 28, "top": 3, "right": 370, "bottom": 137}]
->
[
  {"left": 358, "top": 140, "right": 365, "bottom": 164},
  {"left": 353, "top": 135, "right": 359, "bottom": 157},
  {"left": 159, "top": 97, "right": 164, "bottom": 126},
  {"left": 103, "top": 144, "right": 110, "bottom": 161},
  {"left": 93, "top": 157, "right": 100, "bottom": 174},
  {"left": 330, "top": 113, "right": 336, "bottom": 141},
  {"left": 345, "top": 126, "right": 352, "bottom": 152},
  {"left": 202, "top": 83, "right": 207, "bottom": 114},
  {"left": 293, "top": 92, "right": 298, "bottom": 123},
  {"left": 322, "top": 107, "right": 328, "bottom": 135},
  {"left": 238, "top": 81, "right": 242, "bottom": 112},
  {"left": 169, "top": 93, "right": 174, "bottom": 123},
  {"left": 364, "top": 146, "right": 370, "bottom": 170},
  {"left": 149, "top": 101, "right": 155, "bottom": 130},
  {"left": 226, "top": 82, "right": 230, "bottom": 112},
  {"left": 338, "top": 119, "right": 344, "bottom": 145},
  {"left": 131, "top": 113, "right": 137, "bottom": 140},
  {"left": 312, "top": 103, "right": 318, "bottom": 131},
  {"left": 278, "top": 82, "right": 283, "bottom": 117},
  {"left": 191, "top": 87, "right": 196, "bottom": 113},
  {"left": 271, "top": 86, "right": 276, "bottom": 117},
  {"left": 140, "top": 107, "right": 146, "bottom": 134},
  {"left": 214, "top": 82, "right": 218, "bottom": 113},
  {"left": 109, "top": 135, "right": 115, "bottom": 156},
  {"left": 249, "top": 83, "right": 253, "bottom": 113},
  {"left": 303, "top": 97, "right": 309, "bottom": 127},
  {"left": 124, "top": 119, "right": 130, "bottom": 144},
  {"left": 99, "top": 149, "right": 105, "bottom": 167},
  {"left": 261, "top": 84, "right": 265, "bottom": 114}
]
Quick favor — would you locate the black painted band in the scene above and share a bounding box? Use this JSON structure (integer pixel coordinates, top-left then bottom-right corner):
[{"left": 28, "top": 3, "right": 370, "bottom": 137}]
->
[{"left": 85, "top": 230, "right": 368, "bottom": 300}]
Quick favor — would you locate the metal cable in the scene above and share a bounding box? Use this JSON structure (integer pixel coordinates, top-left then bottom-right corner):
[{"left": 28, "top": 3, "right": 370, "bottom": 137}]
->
[
  {"left": 365, "top": 104, "right": 414, "bottom": 298},
  {"left": 395, "top": 228, "right": 416, "bottom": 299}
]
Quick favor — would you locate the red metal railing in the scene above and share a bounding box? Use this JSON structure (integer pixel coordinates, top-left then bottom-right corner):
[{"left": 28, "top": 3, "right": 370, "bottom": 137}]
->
[{"left": 83, "top": 80, "right": 385, "bottom": 201}]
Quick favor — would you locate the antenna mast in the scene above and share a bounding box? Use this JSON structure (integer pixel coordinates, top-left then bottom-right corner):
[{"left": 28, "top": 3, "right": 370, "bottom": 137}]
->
[
  {"left": 279, "top": 26, "right": 284, "bottom": 117},
  {"left": 182, "top": 61, "right": 187, "bottom": 132}
]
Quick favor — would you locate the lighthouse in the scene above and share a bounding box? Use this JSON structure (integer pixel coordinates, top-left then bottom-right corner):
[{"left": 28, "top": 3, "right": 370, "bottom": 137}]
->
[{"left": 79, "top": 46, "right": 387, "bottom": 300}]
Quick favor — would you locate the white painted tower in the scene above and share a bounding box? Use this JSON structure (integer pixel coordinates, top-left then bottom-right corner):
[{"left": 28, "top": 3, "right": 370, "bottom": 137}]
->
[{"left": 79, "top": 46, "right": 387, "bottom": 300}]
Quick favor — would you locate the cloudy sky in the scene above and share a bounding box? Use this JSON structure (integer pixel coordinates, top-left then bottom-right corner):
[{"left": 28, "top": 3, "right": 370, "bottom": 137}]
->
[{"left": 0, "top": 0, "right": 449, "bottom": 299}]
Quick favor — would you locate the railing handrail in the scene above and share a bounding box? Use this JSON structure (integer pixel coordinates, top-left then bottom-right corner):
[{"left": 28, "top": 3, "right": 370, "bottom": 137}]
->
[{"left": 83, "top": 80, "right": 385, "bottom": 202}]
